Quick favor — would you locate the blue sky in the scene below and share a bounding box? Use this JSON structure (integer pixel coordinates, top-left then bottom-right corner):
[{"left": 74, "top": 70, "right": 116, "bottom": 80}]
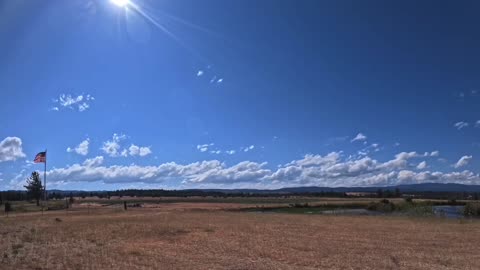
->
[{"left": 1, "top": 0, "right": 480, "bottom": 190}]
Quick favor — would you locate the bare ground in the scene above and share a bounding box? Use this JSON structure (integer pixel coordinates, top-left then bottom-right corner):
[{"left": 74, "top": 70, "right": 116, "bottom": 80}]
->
[{"left": 1, "top": 206, "right": 479, "bottom": 270}]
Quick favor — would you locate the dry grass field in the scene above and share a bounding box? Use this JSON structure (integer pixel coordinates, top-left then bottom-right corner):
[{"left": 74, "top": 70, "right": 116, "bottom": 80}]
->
[{"left": 1, "top": 201, "right": 479, "bottom": 270}]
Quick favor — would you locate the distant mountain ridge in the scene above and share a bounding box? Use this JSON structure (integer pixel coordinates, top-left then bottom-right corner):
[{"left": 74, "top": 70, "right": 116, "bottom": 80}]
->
[
  {"left": 4, "top": 183, "right": 480, "bottom": 193},
  {"left": 189, "top": 183, "right": 480, "bottom": 193}
]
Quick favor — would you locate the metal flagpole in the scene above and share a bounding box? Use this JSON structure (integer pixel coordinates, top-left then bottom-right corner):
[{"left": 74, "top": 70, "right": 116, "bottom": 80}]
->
[{"left": 44, "top": 149, "right": 47, "bottom": 207}]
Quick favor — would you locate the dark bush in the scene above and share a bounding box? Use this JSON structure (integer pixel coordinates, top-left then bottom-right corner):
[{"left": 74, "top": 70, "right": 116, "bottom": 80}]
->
[
  {"left": 4, "top": 202, "right": 12, "bottom": 212},
  {"left": 367, "top": 200, "right": 395, "bottom": 212},
  {"left": 464, "top": 203, "right": 480, "bottom": 217}
]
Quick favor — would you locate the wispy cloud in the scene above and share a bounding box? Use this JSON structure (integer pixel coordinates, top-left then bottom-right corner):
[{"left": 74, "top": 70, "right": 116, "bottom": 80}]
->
[
  {"left": 351, "top": 133, "right": 367, "bottom": 142},
  {"left": 454, "top": 121, "right": 469, "bottom": 130},
  {"left": 101, "top": 133, "right": 127, "bottom": 157},
  {"left": 52, "top": 93, "right": 95, "bottom": 112},
  {"left": 196, "top": 70, "right": 204, "bottom": 76},
  {"left": 242, "top": 145, "right": 255, "bottom": 152},
  {"left": 454, "top": 155, "right": 472, "bottom": 168},
  {"left": 197, "top": 143, "right": 214, "bottom": 153}
]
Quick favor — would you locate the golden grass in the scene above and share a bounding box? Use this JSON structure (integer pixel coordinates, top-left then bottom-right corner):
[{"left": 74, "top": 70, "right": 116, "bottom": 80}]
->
[{"left": 1, "top": 205, "right": 479, "bottom": 269}]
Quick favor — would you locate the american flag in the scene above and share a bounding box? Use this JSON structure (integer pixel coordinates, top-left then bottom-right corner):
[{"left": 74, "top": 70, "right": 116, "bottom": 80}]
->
[{"left": 34, "top": 151, "right": 46, "bottom": 163}]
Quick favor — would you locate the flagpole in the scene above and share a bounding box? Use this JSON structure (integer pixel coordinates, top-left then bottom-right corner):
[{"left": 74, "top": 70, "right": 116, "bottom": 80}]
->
[{"left": 44, "top": 149, "right": 47, "bottom": 205}]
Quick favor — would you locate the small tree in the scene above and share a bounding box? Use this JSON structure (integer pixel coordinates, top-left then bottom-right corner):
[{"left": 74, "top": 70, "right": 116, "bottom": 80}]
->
[
  {"left": 5, "top": 202, "right": 12, "bottom": 214},
  {"left": 69, "top": 192, "right": 75, "bottom": 205},
  {"left": 377, "top": 189, "right": 384, "bottom": 198},
  {"left": 24, "top": 172, "right": 43, "bottom": 206}
]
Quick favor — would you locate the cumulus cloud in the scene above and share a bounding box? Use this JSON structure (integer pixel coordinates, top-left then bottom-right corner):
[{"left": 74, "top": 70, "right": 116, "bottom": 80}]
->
[
  {"left": 429, "top": 151, "right": 440, "bottom": 157},
  {"left": 226, "top": 150, "right": 236, "bottom": 155},
  {"left": 129, "top": 144, "right": 152, "bottom": 157},
  {"left": 454, "top": 155, "right": 472, "bottom": 169},
  {"left": 351, "top": 133, "right": 367, "bottom": 142},
  {"left": 67, "top": 139, "right": 90, "bottom": 156},
  {"left": 0, "top": 137, "right": 26, "bottom": 162},
  {"left": 83, "top": 156, "right": 104, "bottom": 167},
  {"left": 46, "top": 159, "right": 269, "bottom": 185},
  {"left": 101, "top": 134, "right": 126, "bottom": 157},
  {"left": 454, "top": 121, "right": 469, "bottom": 130},
  {"left": 52, "top": 94, "right": 94, "bottom": 112},
  {"left": 197, "top": 70, "right": 204, "bottom": 76},
  {"left": 12, "top": 150, "right": 479, "bottom": 188},
  {"left": 416, "top": 161, "right": 427, "bottom": 170}
]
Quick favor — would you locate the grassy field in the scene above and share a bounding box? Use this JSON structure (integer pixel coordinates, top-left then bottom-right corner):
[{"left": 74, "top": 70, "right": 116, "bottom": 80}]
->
[{"left": 1, "top": 199, "right": 479, "bottom": 269}]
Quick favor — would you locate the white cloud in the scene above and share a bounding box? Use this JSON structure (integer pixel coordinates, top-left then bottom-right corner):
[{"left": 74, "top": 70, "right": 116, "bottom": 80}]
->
[
  {"left": 197, "top": 143, "right": 214, "bottom": 153},
  {"left": 7, "top": 150, "right": 479, "bottom": 188},
  {"left": 454, "top": 121, "right": 469, "bottom": 130},
  {"left": 243, "top": 145, "right": 255, "bottom": 152},
  {"left": 45, "top": 158, "right": 271, "bottom": 185},
  {"left": 197, "top": 70, "right": 204, "bottom": 76},
  {"left": 210, "top": 76, "right": 217, "bottom": 83},
  {"left": 416, "top": 161, "right": 427, "bottom": 170},
  {"left": 217, "top": 78, "right": 223, "bottom": 84},
  {"left": 430, "top": 151, "right": 440, "bottom": 157},
  {"left": 52, "top": 93, "right": 94, "bottom": 112},
  {"left": 210, "top": 150, "right": 221, "bottom": 154},
  {"left": 351, "top": 133, "right": 367, "bottom": 142},
  {"left": 67, "top": 139, "right": 90, "bottom": 156},
  {"left": 475, "top": 120, "right": 480, "bottom": 128},
  {"left": 454, "top": 155, "right": 472, "bottom": 169},
  {"left": 226, "top": 150, "right": 236, "bottom": 155},
  {"left": 0, "top": 137, "right": 26, "bottom": 162},
  {"left": 78, "top": 103, "right": 90, "bottom": 112},
  {"left": 83, "top": 156, "right": 104, "bottom": 167},
  {"left": 101, "top": 133, "right": 127, "bottom": 157},
  {"left": 129, "top": 144, "right": 152, "bottom": 157}
]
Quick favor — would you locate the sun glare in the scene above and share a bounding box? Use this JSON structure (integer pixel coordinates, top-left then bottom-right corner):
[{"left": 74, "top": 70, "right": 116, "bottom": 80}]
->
[{"left": 110, "top": 0, "right": 130, "bottom": 7}]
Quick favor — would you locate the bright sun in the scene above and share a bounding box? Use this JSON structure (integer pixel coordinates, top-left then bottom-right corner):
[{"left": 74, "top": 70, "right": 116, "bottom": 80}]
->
[{"left": 110, "top": 0, "right": 130, "bottom": 7}]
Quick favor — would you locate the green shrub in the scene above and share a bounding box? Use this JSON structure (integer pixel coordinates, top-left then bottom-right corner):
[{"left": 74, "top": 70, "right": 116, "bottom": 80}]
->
[
  {"left": 367, "top": 200, "right": 395, "bottom": 212},
  {"left": 464, "top": 203, "right": 480, "bottom": 217}
]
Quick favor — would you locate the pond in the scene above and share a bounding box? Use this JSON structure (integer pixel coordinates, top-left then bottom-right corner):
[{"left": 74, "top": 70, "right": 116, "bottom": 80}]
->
[
  {"left": 249, "top": 205, "right": 467, "bottom": 219},
  {"left": 432, "top": 205, "right": 465, "bottom": 219}
]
